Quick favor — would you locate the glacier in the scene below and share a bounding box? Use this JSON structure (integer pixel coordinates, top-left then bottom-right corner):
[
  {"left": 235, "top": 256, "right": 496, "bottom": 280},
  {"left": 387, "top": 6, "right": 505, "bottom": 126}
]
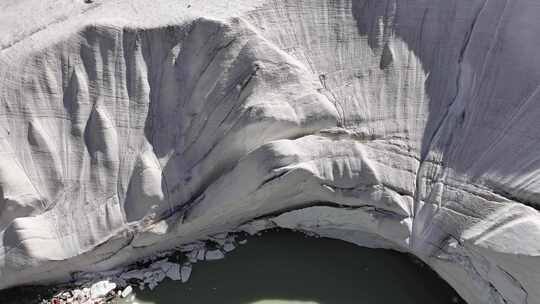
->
[{"left": 1, "top": 0, "right": 540, "bottom": 303}]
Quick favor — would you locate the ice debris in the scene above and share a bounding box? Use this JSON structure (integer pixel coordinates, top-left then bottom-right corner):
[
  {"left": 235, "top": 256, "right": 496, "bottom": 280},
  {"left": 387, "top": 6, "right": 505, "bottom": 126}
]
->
[
  {"left": 40, "top": 234, "right": 239, "bottom": 303},
  {"left": 90, "top": 280, "right": 117, "bottom": 298},
  {"left": 120, "top": 285, "right": 133, "bottom": 298}
]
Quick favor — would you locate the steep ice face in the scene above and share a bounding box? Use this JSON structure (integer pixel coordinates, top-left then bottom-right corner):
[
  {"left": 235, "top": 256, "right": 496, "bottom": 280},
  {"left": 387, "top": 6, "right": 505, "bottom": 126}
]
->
[{"left": 1, "top": 1, "right": 540, "bottom": 304}]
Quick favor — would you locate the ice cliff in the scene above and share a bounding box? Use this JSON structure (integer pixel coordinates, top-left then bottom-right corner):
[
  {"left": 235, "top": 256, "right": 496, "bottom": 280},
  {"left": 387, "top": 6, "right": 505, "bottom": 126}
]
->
[{"left": 1, "top": 0, "right": 540, "bottom": 303}]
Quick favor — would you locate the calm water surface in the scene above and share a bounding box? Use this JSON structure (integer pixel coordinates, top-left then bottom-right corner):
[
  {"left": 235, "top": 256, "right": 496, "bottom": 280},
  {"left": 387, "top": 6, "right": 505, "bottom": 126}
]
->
[{"left": 122, "top": 230, "right": 464, "bottom": 304}]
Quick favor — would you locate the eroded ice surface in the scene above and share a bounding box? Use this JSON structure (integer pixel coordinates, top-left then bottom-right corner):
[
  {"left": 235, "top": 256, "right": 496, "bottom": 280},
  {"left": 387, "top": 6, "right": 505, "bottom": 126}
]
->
[{"left": 1, "top": 1, "right": 540, "bottom": 303}]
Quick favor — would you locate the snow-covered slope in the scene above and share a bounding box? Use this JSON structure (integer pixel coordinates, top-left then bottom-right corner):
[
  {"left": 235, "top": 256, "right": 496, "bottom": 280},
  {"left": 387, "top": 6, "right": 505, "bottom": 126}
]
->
[{"left": 1, "top": 1, "right": 540, "bottom": 303}]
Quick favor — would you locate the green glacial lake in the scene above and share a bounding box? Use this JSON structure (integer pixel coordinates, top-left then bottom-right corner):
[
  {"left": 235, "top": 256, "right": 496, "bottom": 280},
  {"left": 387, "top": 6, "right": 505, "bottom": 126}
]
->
[{"left": 122, "top": 230, "right": 465, "bottom": 304}]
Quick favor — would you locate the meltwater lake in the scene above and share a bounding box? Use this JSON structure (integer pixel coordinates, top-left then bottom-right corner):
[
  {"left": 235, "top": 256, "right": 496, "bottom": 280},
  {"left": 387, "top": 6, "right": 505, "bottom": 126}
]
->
[{"left": 119, "top": 230, "right": 465, "bottom": 304}]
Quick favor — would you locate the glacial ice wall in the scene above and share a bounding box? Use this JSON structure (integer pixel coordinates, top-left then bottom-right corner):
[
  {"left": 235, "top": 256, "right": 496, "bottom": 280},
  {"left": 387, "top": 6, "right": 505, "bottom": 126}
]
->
[{"left": 1, "top": 0, "right": 540, "bottom": 303}]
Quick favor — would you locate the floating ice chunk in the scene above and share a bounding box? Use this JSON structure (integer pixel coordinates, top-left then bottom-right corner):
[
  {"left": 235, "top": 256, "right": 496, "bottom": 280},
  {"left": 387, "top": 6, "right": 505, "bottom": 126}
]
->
[
  {"left": 153, "top": 260, "right": 174, "bottom": 273},
  {"left": 143, "top": 269, "right": 166, "bottom": 289},
  {"left": 210, "top": 233, "right": 229, "bottom": 245},
  {"left": 196, "top": 248, "right": 206, "bottom": 261},
  {"left": 223, "top": 242, "right": 236, "bottom": 252},
  {"left": 181, "top": 264, "right": 192, "bottom": 283},
  {"left": 121, "top": 285, "right": 133, "bottom": 298},
  {"left": 154, "top": 270, "right": 166, "bottom": 283},
  {"left": 205, "top": 249, "right": 225, "bottom": 260},
  {"left": 90, "top": 280, "right": 116, "bottom": 298},
  {"left": 165, "top": 263, "right": 181, "bottom": 281},
  {"left": 186, "top": 250, "right": 198, "bottom": 263}
]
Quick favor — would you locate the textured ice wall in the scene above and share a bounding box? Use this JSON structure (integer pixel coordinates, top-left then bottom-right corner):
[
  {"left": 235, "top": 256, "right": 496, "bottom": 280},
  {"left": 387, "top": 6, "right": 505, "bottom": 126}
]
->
[{"left": 1, "top": 1, "right": 540, "bottom": 303}]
